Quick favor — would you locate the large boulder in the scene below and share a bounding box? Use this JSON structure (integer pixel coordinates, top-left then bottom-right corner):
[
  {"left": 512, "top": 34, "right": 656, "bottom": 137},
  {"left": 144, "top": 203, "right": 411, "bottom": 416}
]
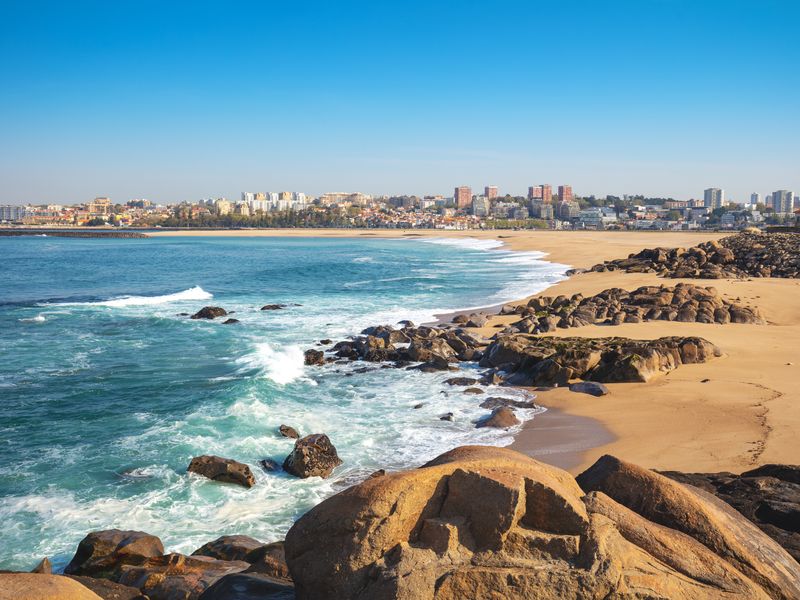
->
[
  {"left": 114, "top": 553, "right": 249, "bottom": 600},
  {"left": 187, "top": 455, "right": 256, "bottom": 488},
  {"left": 190, "top": 307, "right": 228, "bottom": 320},
  {"left": 577, "top": 455, "right": 800, "bottom": 600},
  {"left": 198, "top": 573, "right": 295, "bottom": 600},
  {"left": 475, "top": 407, "right": 520, "bottom": 428},
  {"left": 243, "top": 542, "right": 291, "bottom": 582},
  {"left": 284, "top": 445, "right": 799, "bottom": 600},
  {"left": 64, "top": 530, "right": 164, "bottom": 578},
  {"left": 192, "top": 535, "right": 264, "bottom": 562},
  {"left": 65, "top": 575, "right": 146, "bottom": 600},
  {"left": 0, "top": 574, "right": 103, "bottom": 600},
  {"left": 282, "top": 434, "right": 342, "bottom": 479}
]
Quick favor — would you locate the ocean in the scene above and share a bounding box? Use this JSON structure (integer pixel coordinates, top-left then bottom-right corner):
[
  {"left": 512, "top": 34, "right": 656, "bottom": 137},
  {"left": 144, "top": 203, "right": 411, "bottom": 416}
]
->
[{"left": 0, "top": 234, "right": 568, "bottom": 570}]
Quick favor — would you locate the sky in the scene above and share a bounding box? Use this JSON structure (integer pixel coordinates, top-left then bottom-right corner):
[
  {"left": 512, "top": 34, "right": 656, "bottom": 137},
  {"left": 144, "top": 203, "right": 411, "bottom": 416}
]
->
[{"left": 0, "top": 0, "right": 798, "bottom": 205}]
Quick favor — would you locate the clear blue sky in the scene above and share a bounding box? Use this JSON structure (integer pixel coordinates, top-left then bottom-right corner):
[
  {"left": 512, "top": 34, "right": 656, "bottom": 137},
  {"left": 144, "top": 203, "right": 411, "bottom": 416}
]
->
[{"left": 1, "top": 0, "right": 798, "bottom": 204}]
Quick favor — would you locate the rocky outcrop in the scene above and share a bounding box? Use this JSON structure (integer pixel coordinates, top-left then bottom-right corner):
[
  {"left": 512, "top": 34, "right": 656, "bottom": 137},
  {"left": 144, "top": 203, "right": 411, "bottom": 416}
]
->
[
  {"left": 260, "top": 304, "right": 287, "bottom": 311},
  {"left": 284, "top": 446, "right": 800, "bottom": 599},
  {"left": 0, "top": 574, "right": 104, "bottom": 600},
  {"left": 475, "top": 406, "right": 520, "bottom": 428},
  {"left": 242, "top": 542, "right": 291, "bottom": 582},
  {"left": 303, "top": 349, "right": 324, "bottom": 365},
  {"left": 502, "top": 283, "right": 764, "bottom": 334},
  {"left": 480, "top": 334, "right": 719, "bottom": 385},
  {"left": 661, "top": 464, "right": 800, "bottom": 562},
  {"left": 64, "top": 530, "right": 164, "bottom": 578},
  {"left": 585, "top": 232, "right": 800, "bottom": 279},
  {"left": 65, "top": 575, "right": 146, "bottom": 600},
  {"left": 192, "top": 535, "right": 264, "bottom": 562},
  {"left": 198, "top": 573, "right": 294, "bottom": 599},
  {"left": 190, "top": 307, "right": 228, "bottom": 320},
  {"left": 278, "top": 424, "right": 299, "bottom": 439},
  {"left": 187, "top": 456, "right": 256, "bottom": 488},
  {"left": 282, "top": 434, "right": 342, "bottom": 479}
]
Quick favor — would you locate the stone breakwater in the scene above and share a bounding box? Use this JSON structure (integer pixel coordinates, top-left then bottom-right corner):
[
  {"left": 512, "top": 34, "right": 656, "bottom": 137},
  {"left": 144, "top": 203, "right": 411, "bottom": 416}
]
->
[
  {"left": 579, "top": 231, "right": 800, "bottom": 279},
  {"left": 0, "top": 228, "right": 147, "bottom": 238},
  {"left": 497, "top": 282, "right": 764, "bottom": 334},
  {"left": 6, "top": 448, "right": 799, "bottom": 599}
]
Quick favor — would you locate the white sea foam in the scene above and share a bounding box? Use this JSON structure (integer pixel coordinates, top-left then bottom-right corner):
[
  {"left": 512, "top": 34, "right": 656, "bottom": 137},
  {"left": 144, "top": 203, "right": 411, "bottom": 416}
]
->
[
  {"left": 414, "top": 237, "right": 505, "bottom": 251},
  {"left": 352, "top": 256, "right": 373, "bottom": 263},
  {"left": 49, "top": 286, "right": 212, "bottom": 308},
  {"left": 238, "top": 342, "right": 306, "bottom": 385},
  {"left": 19, "top": 314, "right": 46, "bottom": 323}
]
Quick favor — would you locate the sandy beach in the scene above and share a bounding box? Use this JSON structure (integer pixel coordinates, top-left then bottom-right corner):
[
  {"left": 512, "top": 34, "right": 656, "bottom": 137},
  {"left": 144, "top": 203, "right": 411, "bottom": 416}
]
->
[{"left": 149, "top": 228, "right": 800, "bottom": 476}]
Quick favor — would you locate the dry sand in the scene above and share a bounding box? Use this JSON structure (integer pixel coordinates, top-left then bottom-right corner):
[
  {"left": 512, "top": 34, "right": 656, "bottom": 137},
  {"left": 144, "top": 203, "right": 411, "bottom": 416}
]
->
[{"left": 150, "top": 228, "right": 800, "bottom": 475}]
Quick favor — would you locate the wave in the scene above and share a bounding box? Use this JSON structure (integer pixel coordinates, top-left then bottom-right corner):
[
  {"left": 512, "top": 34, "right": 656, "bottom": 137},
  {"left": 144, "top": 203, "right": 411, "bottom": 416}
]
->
[
  {"left": 415, "top": 237, "right": 505, "bottom": 251},
  {"left": 352, "top": 256, "right": 374, "bottom": 263},
  {"left": 19, "top": 314, "right": 46, "bottom": 323},
  {"left": 237, "top": 342, "right": 306, "bottom": 385},
  {"left": 49, "top": 286, "right": 212, "bottom": 308}
]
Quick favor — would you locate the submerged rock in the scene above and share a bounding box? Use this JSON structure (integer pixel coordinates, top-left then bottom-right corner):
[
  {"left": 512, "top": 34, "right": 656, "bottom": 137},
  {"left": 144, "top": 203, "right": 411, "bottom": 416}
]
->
[
  {"left": 260, "top": 304, "right": 287, "bottom": 311},
  {"left": 283, "top": 445, "right": 800, "bottom": 600},
  {"left": 190, "top": 306, "right": 228, "bottom": 320},
  {"left": 187, "top": 455, "right": 256, "bottom": 488},
  {"left": 283, "top": 434, "right": 342, "bottom": 479}
]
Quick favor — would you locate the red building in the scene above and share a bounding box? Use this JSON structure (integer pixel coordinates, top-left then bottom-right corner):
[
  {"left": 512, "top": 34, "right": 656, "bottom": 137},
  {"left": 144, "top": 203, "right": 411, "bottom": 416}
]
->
[
  {"left": 454, "top": 186, "right": 472, "bottom": 209},
  {"left": 485, "top": 186, "right": 498, "bottom": 200},
  {"left": 541, "top": 184, "right": 553, "bottom": 203},
  {"left": 527, "top": 186, "right": 543, "bottom": 200},
  {"left": 558, "top": 185, "right": 573, "bottom": 202}
]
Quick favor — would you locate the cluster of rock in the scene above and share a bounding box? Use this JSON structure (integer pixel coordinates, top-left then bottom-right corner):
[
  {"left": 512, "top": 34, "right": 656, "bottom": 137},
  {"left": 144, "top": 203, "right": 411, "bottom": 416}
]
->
[
  {"left": 499, "top": 283, "right": 764, "bottom": 334},
  {"left": 284, "top": 446, "right": 800, "bottom": 599},
  {"left": 185, "top": 303, "right": 298, "bottom": 323},
  {"left": 479, "top": 334, "right": 720, "bottom": 386},
  {"left": 186, "top": 433, "right": 343, "bottom": 490},
  {"left": 582, "top": 231, "right": 800, "bottom": 279},
  {"left": 661, "top": 463, "right": 800, "bottom": 562}
]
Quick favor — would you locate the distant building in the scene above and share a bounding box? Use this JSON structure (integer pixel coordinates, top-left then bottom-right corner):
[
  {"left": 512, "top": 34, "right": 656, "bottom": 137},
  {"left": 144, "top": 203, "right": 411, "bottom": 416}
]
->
[
  {"left": 484, "top": 186, "right": 498, "bottom": 200},
  {"left": 527, "top": 186, "right": 543, "bottom": 201},
  {"left": 87, "top": 197, "right": 112, "bottom": 216},
  {"left": 541, "top": 185, "right": 553, "bottom": 203},
  {"left": 558, "top": 200, "right": 580, "bottom": 220},
  {"left": 214, "top": 198, "right": 232, "bottom": 215},
  {"left": 703, "top": 188, "right": 725, "bottom": 209},
  {"left": 0, "top": 205, "right": 27, "bottom": 221},
  {"left": 454, "top": 186, "right": 472, "bottom": 209},
  {"left": 558, "top": 185, "right": 573, "bottom": 202},
  {"left": 772, "top": 190, "right": 794, "bottom": 214},
  {"left": 472, "top": 196, "right": 491, "bottom": 217},
  {"left": 750, "top": 192, "right": 761, "bottom": 205}
]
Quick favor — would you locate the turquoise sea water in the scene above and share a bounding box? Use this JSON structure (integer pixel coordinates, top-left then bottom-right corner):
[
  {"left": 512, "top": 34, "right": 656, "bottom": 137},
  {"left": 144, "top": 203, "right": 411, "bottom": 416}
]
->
[{"left": 0, "top": 235, "right": 568, "bottom": 570}]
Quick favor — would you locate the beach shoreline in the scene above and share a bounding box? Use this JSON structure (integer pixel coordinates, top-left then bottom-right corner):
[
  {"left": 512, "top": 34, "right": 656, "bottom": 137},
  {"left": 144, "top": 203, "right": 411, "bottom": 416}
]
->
[{"left": 148, "top": 228, "right": 800, "bottom": 476}]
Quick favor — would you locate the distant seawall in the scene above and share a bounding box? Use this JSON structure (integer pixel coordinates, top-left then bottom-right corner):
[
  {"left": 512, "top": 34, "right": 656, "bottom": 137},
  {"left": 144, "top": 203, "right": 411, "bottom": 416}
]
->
[{"left": 0, "top": 229, "right": 147, "bottom": 238}]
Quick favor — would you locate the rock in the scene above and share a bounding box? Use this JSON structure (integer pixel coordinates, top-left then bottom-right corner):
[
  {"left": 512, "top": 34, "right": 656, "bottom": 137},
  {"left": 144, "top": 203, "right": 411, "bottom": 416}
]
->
[
  {"left": 568, "top": 381, "right": 609, "bottom": 396},
  {"left": 192, "top": 535, "right": 264, "bottom": 562},
  {"left": 30, "top": 558, "right": 51, "bottom": 574},
  {"left": 260, "top": 304, "right": 287, "bottom": 311},
  {"left": 65, "top": 575, "right": 146, "bottom": 600},
  {"left": 451, "top": 314, "right": 469, "bottom": 324},
  {"left": 243, "top": 542, "right": 291, "bottom": 582},
  {"left": 114, "top": 553, "right": 249, "bottom": 600},
  {"left": 444, "top": 377, "right": 478, "bottom": 386},
  {"left": 462, "top": 387, "right": 484, "bottom": 395},
  {"left": 577, "top": 455, "right": 800, "bottom": 599},
  {"left": 198, "top": 572, "right": 294, "bottom": 600},
  {"left": 303, "top": 349, "right": 324, "bottom": 366},
  {"left": 284, "top": 445, "right": 798, "bottom": 599},
  {"left": 64, "top": 530, "right": 164, "bottom": 578},
  {"left": 259, "top": 458, "right": 280, "bottom": 473},
  {"left": 439, "top": 412, "right": 454, "bottom": 421},
  {"left": 222, "top": 318, "right": 239, "bottom": 324},
  {"left": 412, "top": 403, "right": 424, "bottom": 409},
  {"left": 278, "top": 425, "right": 299, "bottom": 439},
  {"left": 0, "top": 574, "right": 104, "bottom": 600},
  {"left": 190, "top": 307, "right": 228, "bottom": 320},
  {"left": 476, "top": 406, "right": 520, "bottom": 428},
  {"left": 478, "top": 396, "right": 537, "bottom": 410},
  {"left": 187, "top": 455, "right": 256, "bottom": 488},
  {"left": 282, "top": 434, "right": 342, "bottom": 479},
  {"left": 319, "top": 339, "right": 332, "bottom": 345}
]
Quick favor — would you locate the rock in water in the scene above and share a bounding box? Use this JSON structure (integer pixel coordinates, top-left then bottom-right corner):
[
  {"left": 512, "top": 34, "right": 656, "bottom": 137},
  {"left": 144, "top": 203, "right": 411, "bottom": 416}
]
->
[
  {"left": 190, "top": 306, "right": 228, "bottom": 320},
  {"left": 303, "top": 349, "right": 324, "bottom": 366},
  {"left": 476, "top": 406, "right": 520, "bottom": 428},
  {"left": 261, "top": 304, "right": 287, "bottom": 311},
  {"left": 222, "top": 318, "right": 239, "bottom": 324},
  {"left": 568, "top": 381, "right": 609, "bottom": 396},
  {"left": 192, "top": 535, "right": 264, "bottom": 562},
  {"left": 0, "top": 574, "right": 104, "bottom": 600},
  {"left": 283, "top": 445, "right": 800, "bottom": 600},
  {"left": 64, "top": 530, "right": 164, "bottom": 578},
  {"left": 187, "top": 455, "right": 256, "bottom": 488},
  {"left": 279, "top": 424, "right": 299, "bottom": 439},
  {"left": 283, "top": 434, "right": 342, "bottom": 479}
]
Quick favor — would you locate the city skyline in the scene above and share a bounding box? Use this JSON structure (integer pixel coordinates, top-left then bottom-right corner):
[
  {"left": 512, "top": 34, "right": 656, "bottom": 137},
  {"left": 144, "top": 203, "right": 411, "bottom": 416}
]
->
[{"left": 1, "top": 1, "right": 799, "bottom": 204}]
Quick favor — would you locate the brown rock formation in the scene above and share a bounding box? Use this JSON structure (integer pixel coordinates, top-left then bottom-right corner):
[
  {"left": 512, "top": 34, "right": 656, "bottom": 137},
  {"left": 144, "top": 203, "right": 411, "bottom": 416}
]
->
[
  {"left": 284, "top": 445, "right": 800, "bottom": 599},
  {"left": 189, "top": 307, "right": 227, "bottom": 320},
  {"left": 64, "top": 530, "right": 164, "bottom": 578},
  {"left": 282, "top": 434, "right": 342, "bottom": 479},
  {"left": 192, "top": 535, "right": 264, "bottom": 562},
  {"left": 0, "top": 574, "right": 103, "bottom": 600},
  {"left": 187, "top": 455, "right": 256, "bottom": 488}
]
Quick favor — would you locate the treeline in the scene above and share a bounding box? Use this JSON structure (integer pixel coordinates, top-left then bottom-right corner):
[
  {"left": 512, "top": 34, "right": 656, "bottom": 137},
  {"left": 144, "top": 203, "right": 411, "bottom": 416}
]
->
[{"left": 158, "top": 209, "right": 368, "bottom": 229}]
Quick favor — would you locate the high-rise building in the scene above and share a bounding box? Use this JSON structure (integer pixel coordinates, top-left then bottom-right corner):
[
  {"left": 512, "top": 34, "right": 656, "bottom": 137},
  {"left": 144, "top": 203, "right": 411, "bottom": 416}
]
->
[
  {"left": 472, "top": 196, "right": 491, "bottom": 217},
  {"left": 558, "top": 185, "right": 573, "bottom": 202},
  {"left": 772, "top": 190, "right": 795, "bottom": 213},
  {"left": 703, "top": 188, "right": 724, "bottom": 209},
  {"left": 454, "top": 186, "right": 472, "bottom": 209},
  {"left": 750, "top": 193, "right": 761, "bottom": 205},
  {"left": 484, "top": 186, "right": 498, "bottom": 200},
  {"left": 541, "top": 185, "right": 553, "bottom": 203},
  {"left": 527, "top": 186, "right": 542, "bottom": 201}
]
